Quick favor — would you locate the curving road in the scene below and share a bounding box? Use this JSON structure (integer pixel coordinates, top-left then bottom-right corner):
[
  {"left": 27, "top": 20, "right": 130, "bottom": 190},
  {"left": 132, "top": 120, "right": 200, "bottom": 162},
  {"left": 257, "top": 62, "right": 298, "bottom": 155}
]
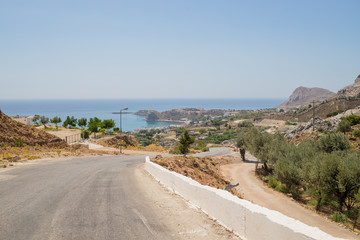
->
[{"left": 0, "top": 155, "right": 239, "bottom": 240}]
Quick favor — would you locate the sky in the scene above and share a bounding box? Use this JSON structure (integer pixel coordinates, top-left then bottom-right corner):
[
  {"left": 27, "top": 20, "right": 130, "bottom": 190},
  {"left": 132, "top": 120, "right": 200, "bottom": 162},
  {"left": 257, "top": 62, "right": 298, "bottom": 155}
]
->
[{"left": 1, "top": 0, "right": 359, "bottom": 99}]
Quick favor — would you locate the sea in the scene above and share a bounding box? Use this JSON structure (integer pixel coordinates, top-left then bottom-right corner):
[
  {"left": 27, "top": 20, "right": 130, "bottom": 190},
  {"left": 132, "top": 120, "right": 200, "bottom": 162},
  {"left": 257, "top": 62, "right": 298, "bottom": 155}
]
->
[{"left": 0, "top": 99, "right": 284, "bottom": 132}]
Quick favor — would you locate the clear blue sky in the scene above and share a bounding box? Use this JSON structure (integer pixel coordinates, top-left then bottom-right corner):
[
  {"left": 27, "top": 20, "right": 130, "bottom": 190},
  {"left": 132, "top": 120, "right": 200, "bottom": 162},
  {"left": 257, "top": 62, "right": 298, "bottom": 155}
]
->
[{"left": 1, "top": 0, "right": 359, "bottom": 99}]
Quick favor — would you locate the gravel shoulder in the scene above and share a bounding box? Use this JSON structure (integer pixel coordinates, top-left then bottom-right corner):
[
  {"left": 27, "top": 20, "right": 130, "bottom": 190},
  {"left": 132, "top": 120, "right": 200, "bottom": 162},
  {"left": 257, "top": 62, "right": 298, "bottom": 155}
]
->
[{"left": 134, "top": 164, "right": 241, "bottom": 240}]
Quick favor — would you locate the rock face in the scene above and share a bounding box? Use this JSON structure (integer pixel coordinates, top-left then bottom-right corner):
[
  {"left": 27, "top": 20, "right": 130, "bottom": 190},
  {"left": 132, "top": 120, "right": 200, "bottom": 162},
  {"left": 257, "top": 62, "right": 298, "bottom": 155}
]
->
[
  {"left": 0, "top": 111, "right": 68, "bottom": 148},
  {"left": 337, "top": 74, "right": 360, "bottom": 98},
  {"left": 277, "top": 87, "right": 335, "bottom": 109}
]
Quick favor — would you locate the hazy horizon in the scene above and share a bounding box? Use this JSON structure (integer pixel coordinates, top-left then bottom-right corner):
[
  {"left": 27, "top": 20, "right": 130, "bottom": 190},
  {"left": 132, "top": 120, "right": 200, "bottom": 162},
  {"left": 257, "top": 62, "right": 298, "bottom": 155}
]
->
[{"left": 1, "top": 1, "right": 359, "bottom": 100}]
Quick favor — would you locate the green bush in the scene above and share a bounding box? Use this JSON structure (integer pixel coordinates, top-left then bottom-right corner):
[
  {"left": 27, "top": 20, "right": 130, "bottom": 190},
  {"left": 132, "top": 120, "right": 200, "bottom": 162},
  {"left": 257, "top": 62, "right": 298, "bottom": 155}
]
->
[
  {"left": 326, "top": 110, "right": 344, "bottom": 118},
  {"left": 268, "top": 175, "right": 279, "bottom": 189},
  {"left": 238, "top": 121, "right": 254, "bottom": 128},
  {"left": 343, "top": 115, "right": 360, "bottom": 126},
  {"left": 201, "top": 147, "right": 209, "bottom": 152},
  {"left": 316, "top": 132, "right": 351, "bottom": 153},
  {"left": 16, "top": 139, "right": 24, "bottom": 147},
  {"left": 331, "top": 212, "right": 347, "bottom": 223},
  {"left": 338, "top": 119, "right": 352, "bottom": 134},
  {"left": 81, "top": 130, "right": 90, "bottom": 139},
  {"left": 353, "top": 129, "right": 360, "bottom": 137}
]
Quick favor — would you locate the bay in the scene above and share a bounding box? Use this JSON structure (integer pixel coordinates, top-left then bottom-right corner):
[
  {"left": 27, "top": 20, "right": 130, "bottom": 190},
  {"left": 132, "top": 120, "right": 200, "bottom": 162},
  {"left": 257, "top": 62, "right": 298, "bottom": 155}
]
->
[{"left": 0, "top": 99, "right": 284, "bottom": 131}]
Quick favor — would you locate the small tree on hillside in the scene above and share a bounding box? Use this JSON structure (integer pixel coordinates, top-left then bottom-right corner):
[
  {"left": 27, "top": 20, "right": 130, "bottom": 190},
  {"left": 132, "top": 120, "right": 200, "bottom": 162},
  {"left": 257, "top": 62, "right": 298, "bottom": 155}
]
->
[
  {"left": 78, "top": 118, "right": 87, "bottom": 129},
  {"left": 50, "top": 116, "right": 61, "bottom": 129},
  {"left": 178, "top": 130, "right": 195, "bottom": 155},
  {"left": 101, "top": 119, "right": 115, "bottom": 132},
  {"left": 40, "top": 116, "right": 49, "bottom": 128},
  {"left": 88, "top": 117, "right": 102, "bottom": 138},
  {"left": 338, "top": 119, "right": 352, "bottom": 134},
  {"left": 32, "top": 115, "right": 40, "bottom": 126},
  {"left": 63, "top": 116, "right": 77, "bottom": 128}
]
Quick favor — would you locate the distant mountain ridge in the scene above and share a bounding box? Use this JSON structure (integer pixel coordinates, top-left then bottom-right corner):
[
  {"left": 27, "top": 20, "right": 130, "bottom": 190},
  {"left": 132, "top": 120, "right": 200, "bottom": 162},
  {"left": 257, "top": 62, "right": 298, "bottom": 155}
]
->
[{"left": 277, "top": 86, "right": 336, "bottom": 109}]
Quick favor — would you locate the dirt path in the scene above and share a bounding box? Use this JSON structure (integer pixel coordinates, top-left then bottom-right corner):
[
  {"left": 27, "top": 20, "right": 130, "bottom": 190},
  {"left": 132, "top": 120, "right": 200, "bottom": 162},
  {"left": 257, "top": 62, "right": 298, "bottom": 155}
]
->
[{"left": 221, "top": 153, "right": 360, "bottom": 240}]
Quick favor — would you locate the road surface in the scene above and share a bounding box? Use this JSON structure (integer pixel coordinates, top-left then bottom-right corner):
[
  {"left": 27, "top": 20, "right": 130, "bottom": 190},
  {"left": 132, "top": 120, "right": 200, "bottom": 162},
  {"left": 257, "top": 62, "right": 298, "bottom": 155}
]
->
[{"left": 0, "top": 155, "right": 239, "bottom": 240}]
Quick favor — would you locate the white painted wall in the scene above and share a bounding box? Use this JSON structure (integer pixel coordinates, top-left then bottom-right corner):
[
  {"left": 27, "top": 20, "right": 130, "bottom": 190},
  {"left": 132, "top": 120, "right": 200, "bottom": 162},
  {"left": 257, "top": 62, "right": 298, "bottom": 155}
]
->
[{"left": 145, "top": 157, "right": 344, "bottom": 240}]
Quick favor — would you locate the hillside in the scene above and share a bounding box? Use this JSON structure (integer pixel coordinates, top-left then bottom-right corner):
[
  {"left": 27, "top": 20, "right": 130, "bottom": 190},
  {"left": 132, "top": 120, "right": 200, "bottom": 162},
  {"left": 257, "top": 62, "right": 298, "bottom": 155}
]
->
[
  {"left": 337, "top": 74, "right": 360, "bottom": 98},
  {"left": 0, "top": 111, "right": 68, "bottom": 148},
  {"left": 277, "top": 86, "right": 335, "bottom": 109}
]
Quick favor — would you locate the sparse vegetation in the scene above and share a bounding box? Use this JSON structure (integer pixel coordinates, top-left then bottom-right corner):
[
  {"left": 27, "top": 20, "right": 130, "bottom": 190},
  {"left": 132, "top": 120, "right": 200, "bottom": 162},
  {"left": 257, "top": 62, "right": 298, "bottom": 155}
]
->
[{"left": 326, "top": 110, "right": 344, "bottom": 118}]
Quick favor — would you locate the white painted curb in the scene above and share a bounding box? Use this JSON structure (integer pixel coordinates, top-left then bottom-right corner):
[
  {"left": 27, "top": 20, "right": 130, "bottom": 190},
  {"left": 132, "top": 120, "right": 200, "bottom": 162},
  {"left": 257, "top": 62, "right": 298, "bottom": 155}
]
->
[{"left": 145, "top": 156, "right": 344, "bottom": 240}]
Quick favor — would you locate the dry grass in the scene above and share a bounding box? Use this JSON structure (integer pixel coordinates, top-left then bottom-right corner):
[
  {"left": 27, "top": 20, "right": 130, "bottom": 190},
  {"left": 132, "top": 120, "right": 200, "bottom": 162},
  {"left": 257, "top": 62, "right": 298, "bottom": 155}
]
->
[{"left": 151, "top": 155, "right": 242, "bottom": 198}]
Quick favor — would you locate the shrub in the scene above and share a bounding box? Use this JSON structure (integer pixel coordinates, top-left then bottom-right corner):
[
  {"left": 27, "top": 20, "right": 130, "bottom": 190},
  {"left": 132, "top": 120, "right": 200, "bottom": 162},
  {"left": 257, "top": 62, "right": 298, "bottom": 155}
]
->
[
  {"left": 331, "top": 212, "right": 347, "bottom": 223},
  {"left": 268, "top": 175, "right": 279, "bottom": 189},
  {"left": 201, "top": 147, "right": 209, "bottom": 152},
  {"left": 316, "top": 132, "right": 351, "bottom": 153},
  {"left": 81, "top": 130, "right": 90, "bottom": 139},
  {"left": 343, "top": 115, "right": 360, "bottom": 126},
  {"left": 326, "top": 110, "right": 344, "bottom": 118},
  {"left": 353, "top": 129, "right": 360, "bottom": 137},
  {"left": 238, "top": 121, "right": 254, "bottom": 128},
  {"left": 16, "top": 139, "right": 24, "bottom": 147}
]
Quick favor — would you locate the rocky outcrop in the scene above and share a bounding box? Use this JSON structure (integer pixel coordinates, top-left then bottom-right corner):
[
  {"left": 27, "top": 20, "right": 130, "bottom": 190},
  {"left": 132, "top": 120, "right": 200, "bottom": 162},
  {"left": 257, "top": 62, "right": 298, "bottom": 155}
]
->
[
  {"left": 337, "top": 74, "right": 360, "bottom": 98},
  {"left": 285, "top": 106, "right": 360, "bottom": 138},
  {"left": 0, "top": 111, "right": 68, "bottom": 148},
  {"left": 285, "top": 117, "right": 340, "bottom": 138},
  {"left": 277, "top": 87, "right": 335, "bottom": 109}
]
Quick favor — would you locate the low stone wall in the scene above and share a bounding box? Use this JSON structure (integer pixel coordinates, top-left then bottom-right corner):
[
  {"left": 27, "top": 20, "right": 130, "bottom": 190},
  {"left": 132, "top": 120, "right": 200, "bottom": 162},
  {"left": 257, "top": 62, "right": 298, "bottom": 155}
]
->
[{"left": 145, "top": 157, "right": 343, "bottom": 240}]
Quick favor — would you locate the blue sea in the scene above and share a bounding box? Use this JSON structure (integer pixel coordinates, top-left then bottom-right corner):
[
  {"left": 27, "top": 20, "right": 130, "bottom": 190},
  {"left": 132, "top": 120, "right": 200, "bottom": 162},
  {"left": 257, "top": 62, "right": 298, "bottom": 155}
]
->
[{"left": 0, "top": 99, "right": 284, "bottom": 131}]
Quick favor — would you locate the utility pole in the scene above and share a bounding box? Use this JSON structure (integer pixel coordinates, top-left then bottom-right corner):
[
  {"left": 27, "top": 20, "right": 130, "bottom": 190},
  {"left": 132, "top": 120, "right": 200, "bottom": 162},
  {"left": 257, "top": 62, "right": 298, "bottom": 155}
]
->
[
  {"left": 312, "top": 100, "right": 315, "bottom": 131},
  {"left": 112, "top": 108, "right": 128, "bottom": 154}
]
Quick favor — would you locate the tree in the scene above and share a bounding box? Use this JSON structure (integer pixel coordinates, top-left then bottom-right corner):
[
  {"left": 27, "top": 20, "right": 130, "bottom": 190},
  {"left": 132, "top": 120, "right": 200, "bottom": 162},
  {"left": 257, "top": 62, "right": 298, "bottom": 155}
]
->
[
  {"left": 78, "top": 118, "right": 87, "bottom": 129},
  {"left": 236, "top": 133, "right": 247, "bottom": 161},
  {"left": 40, "top": 116, "right": 49, "bottom": 128},
  {"left": 50, "top": 116, "right": 61, "bottom": 129},
  {"left": 32, "top": 115, "right": 40, "bottom": 126},
  {"left": 211, "top": 119, "right": 222, "bottom": 127},
  {"left": 88, "top": 117, "right": 102, "bottom": 137},
  {"left": 62, "top": 116, "right": 77, "bottom": 128},
  {"left": 338, "top": 119, "right": 352, "bottom": 134},
  {"left": 101, "top": 119, "right": 115, "bottom": 131},
  {"left": 178, "top": 130, "right": 195, "bottom": 155},
  {"left": 316, "top": 132, "right": 351, "bottom": 153}
]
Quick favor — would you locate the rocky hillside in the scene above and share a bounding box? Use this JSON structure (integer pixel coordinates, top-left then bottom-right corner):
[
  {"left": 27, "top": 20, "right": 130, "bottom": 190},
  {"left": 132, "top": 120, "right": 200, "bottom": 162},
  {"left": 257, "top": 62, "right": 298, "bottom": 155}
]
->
[
  {"left": 0, "top": 111, "right": 68, "bottom": 148},
  {"left": 277, "top": 87, "right": 335, "bottom": 109},
  {"left": 337, "top": 74, "right": 360, "bottom": 98}
]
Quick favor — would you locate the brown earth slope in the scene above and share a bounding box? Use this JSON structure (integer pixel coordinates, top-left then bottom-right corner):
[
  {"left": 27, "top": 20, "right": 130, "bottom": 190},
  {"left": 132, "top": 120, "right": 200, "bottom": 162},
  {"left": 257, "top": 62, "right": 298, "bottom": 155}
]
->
[{"left": 0, "top": 111, "right": 67, "bottom": 148}]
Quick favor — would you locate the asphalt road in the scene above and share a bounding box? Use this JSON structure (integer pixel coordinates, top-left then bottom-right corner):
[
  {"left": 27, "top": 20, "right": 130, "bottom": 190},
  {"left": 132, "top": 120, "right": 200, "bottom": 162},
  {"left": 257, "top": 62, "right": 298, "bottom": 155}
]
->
[{"left": 0, "top": 154, "right": 239, "bottom": 240}]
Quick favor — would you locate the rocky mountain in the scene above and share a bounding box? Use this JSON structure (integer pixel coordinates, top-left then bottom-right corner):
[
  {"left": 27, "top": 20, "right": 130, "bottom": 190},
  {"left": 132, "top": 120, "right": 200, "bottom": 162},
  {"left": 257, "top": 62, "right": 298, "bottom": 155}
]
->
[
  {"left": 0, "top": 111, "right": 68, "bottom": 148},
  {"left": 337, "top": 74, "right": 360, "bottom": 98},
  {"left": 277, "top": 86, "right": 336, "bottom": 109}
]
